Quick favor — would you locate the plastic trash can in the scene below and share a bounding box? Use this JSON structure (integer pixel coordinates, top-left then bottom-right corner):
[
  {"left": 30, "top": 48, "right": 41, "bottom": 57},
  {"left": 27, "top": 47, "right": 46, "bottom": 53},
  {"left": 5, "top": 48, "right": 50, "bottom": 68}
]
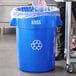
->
[{"left": 10, "top": 6, "right": 62, "bottom": 72}]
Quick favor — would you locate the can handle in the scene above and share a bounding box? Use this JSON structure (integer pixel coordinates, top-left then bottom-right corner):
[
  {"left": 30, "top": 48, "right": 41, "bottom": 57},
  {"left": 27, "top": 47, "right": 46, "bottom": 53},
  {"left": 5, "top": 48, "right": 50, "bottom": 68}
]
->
[{"left": 10, "top": 18, "right": 16, "bottom": 26}]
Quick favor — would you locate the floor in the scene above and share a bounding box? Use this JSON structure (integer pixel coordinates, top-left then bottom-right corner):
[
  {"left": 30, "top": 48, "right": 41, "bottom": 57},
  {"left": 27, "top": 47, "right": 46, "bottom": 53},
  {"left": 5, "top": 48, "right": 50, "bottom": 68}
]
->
[{"left": 0, "top": 34, "right": 76, "bottom": 76}]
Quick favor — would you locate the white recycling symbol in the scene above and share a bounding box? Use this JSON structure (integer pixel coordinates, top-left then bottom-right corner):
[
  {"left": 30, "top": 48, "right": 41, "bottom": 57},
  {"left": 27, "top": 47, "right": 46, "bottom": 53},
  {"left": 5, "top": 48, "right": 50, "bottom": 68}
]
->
[{"left": 31, "top": 40, "right": 43, "bottom": 51}]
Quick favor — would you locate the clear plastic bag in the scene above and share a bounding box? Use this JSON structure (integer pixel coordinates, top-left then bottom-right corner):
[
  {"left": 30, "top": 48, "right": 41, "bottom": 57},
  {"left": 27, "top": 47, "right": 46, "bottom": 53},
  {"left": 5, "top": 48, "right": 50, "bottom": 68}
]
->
[{"left": 11, "top": 6, "right": 60, "bottom": 18}]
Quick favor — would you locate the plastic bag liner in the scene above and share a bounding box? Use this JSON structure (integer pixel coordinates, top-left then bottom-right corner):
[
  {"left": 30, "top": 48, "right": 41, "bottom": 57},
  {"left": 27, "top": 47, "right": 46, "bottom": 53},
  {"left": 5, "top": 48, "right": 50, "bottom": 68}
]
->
[
  {"left": 10, "top": 6, "right": 62, "bottom": 26},
  {"left": 11, "top": 6, "right": 60, "bottom": 18}
]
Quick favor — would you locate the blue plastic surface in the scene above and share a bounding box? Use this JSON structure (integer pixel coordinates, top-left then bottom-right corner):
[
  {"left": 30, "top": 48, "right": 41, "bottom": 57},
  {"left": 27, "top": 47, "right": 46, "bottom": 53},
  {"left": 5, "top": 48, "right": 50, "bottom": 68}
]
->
[{"left": 10, "top": 6, "right": 62, "bottom": 72}]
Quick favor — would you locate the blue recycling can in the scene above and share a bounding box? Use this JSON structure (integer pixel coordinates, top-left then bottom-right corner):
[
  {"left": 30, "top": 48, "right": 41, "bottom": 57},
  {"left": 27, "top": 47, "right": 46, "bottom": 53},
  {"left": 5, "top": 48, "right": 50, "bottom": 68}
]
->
[{"left": 10, "top": 6, "right": 62, "bottom": 72}]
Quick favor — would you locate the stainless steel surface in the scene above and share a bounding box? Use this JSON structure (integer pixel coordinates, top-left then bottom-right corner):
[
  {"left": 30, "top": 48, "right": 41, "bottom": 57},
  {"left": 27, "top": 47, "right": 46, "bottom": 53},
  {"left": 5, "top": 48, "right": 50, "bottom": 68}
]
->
[
  {"left": 70, "top": 58, "right": 76, "bottom": 63},
  {"left": 65, "top": 1, "right": 72, "bottom": 65},
  {"left": 65, "top": 1, "right": 76, "bottom": 73}
]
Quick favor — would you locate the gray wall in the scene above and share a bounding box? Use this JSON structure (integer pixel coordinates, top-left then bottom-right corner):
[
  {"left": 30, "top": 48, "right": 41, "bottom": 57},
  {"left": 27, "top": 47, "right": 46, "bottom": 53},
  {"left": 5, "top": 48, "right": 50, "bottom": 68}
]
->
[
  {"left": 45, "top": 0, "right": 56, "bottom": 5},
  {"left": 0, "top": 0, "right": 32, "bottom": 23},
  {"left": 0, "top": 0, "right": 32, "bottom": 3}
]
